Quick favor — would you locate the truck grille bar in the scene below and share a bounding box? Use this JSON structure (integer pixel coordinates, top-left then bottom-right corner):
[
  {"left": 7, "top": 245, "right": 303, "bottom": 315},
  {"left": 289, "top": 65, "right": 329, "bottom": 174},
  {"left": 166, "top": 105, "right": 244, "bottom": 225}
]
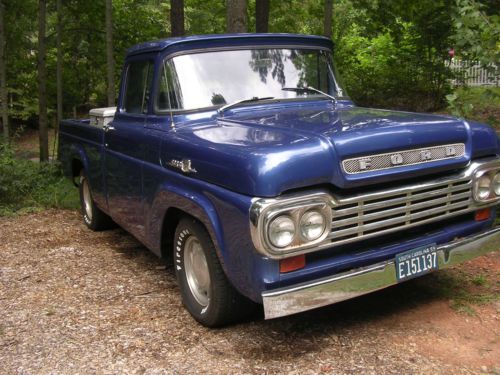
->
[{"left": 328, "top": 178, "right": 473, "bottom": 247}]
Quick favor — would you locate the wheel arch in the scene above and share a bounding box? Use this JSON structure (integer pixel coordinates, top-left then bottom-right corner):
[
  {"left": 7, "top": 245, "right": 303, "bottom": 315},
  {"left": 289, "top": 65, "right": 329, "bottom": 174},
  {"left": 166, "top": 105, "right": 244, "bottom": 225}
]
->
[
  {"left": 71, "top": 158, "right": 84, "bottom": 185},
  {"left": 151, "top": 189, "right": 225, "bottom": 266},
  {"left": 67, "top": 144, "right": 90, "bottom": 186},
  {"left": 159, "top": 206, "right": 184, "bottom": 262}
]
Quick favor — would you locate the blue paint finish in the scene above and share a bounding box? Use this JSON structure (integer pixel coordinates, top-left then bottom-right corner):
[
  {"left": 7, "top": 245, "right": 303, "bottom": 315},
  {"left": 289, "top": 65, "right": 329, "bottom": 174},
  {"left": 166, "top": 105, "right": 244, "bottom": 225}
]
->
[
  {"left": 104, "top": 111, "right": 147, "bottom": 239},
  {"left": 159, "top": 115, "right": 334, "bottom": 197},
  {"left": 58, "top": 34, "right": 500, "bottom": 306},
  {"left": 468, "top": 120, "right": 500, "bottom": 158},
  {"left": 58, "top": 119, "right": 107, "bottom": 209},
  {"left": 127, "top": 33, "right": 333, "bottom": 56},
  {"left": 149, "top": 101, "right": 490, "bottom": 196}
]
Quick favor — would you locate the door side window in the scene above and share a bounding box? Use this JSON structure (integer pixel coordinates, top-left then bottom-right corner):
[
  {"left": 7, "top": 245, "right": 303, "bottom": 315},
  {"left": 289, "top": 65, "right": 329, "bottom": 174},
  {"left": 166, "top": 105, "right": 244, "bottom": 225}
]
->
[
  {"left": 123, "top": 60, "right": 154, "bottom": 114},
  {"left": 157, "top": 60, "right": 182, "bottom": 111}
]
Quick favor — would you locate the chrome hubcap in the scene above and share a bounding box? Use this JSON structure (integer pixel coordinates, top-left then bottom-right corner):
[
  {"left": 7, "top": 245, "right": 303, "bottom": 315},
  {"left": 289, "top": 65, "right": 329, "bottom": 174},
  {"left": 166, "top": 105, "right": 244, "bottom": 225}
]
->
[
  {"left": 82, "top": 177, "right": 93, "bottom": 221},
  {"left": 184, "top": 236, "right": 210, "bottom": 307}
]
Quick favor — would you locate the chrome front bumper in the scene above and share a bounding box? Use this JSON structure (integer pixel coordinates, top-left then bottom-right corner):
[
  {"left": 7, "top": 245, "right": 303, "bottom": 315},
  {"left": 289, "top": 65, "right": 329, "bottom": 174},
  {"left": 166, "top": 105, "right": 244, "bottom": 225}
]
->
[{"left": 262, "top": 227, "right": 500, "bottom": 319}]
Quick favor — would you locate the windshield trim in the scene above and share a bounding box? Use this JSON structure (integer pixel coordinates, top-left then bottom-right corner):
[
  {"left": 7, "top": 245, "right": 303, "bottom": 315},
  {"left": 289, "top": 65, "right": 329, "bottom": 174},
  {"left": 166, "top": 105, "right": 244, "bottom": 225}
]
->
[
  {"left": 154, "top": 96, "right": 338, "bottom": 116},
  {"left": 163, "top": 44, "right": 331, "bottom": 60},
  {"left": 153, "top": 45, "right": 337, "bottom": 116}
]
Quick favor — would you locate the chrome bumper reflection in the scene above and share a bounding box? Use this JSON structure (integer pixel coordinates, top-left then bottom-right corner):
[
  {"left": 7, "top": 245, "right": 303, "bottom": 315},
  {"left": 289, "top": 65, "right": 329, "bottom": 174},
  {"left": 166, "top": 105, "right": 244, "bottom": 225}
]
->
[{"left": 262, "top": 227, "right": 500, "bottom": 319}]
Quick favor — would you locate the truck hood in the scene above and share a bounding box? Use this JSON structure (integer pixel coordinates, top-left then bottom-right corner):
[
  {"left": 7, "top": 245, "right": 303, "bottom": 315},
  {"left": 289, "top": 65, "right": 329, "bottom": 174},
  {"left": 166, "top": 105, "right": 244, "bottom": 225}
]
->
[{"left": 161, "top": 105, "right": 499, "bottom": 197}]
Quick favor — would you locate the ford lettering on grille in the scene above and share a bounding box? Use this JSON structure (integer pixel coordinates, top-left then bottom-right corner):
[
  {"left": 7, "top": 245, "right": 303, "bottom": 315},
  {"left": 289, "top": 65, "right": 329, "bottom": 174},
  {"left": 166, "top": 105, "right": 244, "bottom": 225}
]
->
[{"left": 343, "top": 143, "right": 465, "bottom": 174}]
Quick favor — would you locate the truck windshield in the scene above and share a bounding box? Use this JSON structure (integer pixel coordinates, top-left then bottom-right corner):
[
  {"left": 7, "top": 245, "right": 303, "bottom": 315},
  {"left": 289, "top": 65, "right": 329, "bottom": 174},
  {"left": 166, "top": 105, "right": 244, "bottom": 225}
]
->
[{"left": 157, "top": 48, "right": 345, "bottom": 111}]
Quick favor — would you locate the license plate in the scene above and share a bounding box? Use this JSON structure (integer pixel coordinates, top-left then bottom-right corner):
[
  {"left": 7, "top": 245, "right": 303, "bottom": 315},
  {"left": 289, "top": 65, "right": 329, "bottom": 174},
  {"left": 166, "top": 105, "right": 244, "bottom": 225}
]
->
[{"left": 395, "top": 244, "right": 438, "bottom": 282}]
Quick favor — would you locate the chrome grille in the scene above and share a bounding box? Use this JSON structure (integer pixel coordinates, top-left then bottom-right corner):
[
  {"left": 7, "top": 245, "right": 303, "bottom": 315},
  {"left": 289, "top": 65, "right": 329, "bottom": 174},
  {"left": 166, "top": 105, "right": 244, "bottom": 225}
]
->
[
  {"left": 342, "top": 143, "right": 466, "bottom": 174},
  {"left": 328, "top": 178, "right": 473, "bottom": 247}
]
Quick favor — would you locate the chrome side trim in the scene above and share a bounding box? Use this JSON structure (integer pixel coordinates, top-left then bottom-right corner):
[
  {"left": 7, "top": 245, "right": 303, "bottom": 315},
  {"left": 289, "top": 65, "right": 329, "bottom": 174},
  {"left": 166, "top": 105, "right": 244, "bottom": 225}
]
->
[{"left": 262, "top": 227, "right": 500, "bottom": 319}]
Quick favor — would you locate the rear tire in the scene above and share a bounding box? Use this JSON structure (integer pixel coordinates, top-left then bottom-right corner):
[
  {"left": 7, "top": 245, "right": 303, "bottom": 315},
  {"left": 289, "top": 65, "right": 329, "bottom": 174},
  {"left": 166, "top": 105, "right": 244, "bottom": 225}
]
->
[
  {"left": 79, "top": 170, "right": 114, "bottom": 231},
  {"left": 174, "top": 217, "right": 256, "bottom": 327}
]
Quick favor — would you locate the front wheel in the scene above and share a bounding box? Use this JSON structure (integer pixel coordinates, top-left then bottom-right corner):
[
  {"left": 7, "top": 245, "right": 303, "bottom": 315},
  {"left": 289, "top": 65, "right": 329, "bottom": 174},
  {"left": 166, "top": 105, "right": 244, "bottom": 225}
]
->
[{"left": 174, "top": 218, "right": 255, "bottom": 327}]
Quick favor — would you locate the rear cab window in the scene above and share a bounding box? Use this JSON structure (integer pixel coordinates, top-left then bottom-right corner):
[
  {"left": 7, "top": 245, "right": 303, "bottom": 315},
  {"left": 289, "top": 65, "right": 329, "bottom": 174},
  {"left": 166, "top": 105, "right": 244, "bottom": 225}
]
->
[{"left": 123, "top": 60, "right": 154, "bottom": 114}]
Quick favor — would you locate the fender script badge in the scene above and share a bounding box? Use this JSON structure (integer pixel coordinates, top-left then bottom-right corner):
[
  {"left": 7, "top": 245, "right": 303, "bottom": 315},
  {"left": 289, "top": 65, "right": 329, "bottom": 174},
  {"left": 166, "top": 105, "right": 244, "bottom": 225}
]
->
[{"left": 168, "top": 159, "right": 197, "bottom": 173}]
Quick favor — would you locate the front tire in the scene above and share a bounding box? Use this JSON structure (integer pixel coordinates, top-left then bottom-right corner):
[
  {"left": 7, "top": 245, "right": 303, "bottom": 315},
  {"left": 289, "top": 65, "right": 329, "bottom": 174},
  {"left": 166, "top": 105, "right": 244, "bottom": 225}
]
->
[
  {"left": 174, "top": 218, "right": 255, "bottom": 327},
  {"left": 79, "top": 170, "right": 113, "bottom": 231}
]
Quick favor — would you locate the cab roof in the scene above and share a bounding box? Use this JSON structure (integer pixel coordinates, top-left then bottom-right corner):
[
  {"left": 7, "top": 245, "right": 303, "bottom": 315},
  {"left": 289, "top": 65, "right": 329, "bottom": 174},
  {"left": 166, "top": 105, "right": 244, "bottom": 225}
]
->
[{"left": 126, "top": 33, "right": 333, "bottom": 57}]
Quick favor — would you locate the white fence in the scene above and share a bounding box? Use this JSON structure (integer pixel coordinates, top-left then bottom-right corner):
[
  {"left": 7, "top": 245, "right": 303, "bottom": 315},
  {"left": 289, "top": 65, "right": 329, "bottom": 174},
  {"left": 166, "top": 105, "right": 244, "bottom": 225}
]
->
[{"left": 448, "top": 60, "right": 499, "bottom": 87}]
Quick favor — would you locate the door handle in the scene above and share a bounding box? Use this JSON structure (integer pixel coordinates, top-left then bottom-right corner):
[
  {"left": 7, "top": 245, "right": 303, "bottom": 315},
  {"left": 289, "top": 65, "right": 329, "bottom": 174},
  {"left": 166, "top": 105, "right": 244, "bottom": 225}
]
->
[{"left": 103, "top": 124, "right": 115, "bottom": 132}]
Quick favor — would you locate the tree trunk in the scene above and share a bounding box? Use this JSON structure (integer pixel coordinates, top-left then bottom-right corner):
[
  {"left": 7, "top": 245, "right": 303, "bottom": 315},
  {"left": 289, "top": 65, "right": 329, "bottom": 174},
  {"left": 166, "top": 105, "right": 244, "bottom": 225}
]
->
[
  {"left": 323, "top": 0, "right": 333, "bottom": 39},
  {"left": 226, "top": 0, "right": 247, "bottom": 33},
  {"left": 170, "top": 0, "right": 185, "bottom": 37},
  {"left": 105, "top": 0, "right": 115, "bottom": 107},
  {"left": 0, "top": 0, "right": 8, "bottom": 143},
  {"left": 38, "top": 0, "right": 48, "bottom": 162},
  {"left": 255, "top": 0, "right": 269, "bottom": 33},
  {"left": 56, "top": 0, "right": 62, "bottom": 125}
]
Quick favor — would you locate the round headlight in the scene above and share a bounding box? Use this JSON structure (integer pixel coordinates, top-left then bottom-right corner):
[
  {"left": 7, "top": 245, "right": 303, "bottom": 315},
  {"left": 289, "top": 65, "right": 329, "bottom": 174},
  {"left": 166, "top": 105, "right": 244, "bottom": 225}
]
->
[
  {"left": 493, "top": 172, "right": 500, "bottom": 196},
  {"left": 268, "top": 216, "right": 295, "bottom": 248},
  {"left": 476, "top": 174, "right": 492, "bottom": 201},
  {"left": 300, "top": 210, "right": 326, "bottom": 242}
]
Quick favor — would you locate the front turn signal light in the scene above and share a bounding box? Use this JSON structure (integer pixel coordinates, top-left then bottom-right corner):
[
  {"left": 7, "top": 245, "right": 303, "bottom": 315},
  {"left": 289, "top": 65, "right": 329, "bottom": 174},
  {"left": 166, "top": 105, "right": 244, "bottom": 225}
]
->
[
  {"left": 475, "top": 208, "right": 491, "bottom": 221},
  {"left": 280, "top": 254, "right": 306, "bottom": 273}
]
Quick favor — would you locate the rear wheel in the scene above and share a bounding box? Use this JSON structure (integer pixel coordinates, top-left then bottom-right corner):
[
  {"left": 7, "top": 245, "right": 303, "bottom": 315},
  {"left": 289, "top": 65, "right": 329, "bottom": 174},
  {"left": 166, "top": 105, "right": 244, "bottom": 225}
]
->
[
  {"left": 79, "top": 170, "right": 114, "bottom": 231},
  {"left": 174, "top": 217, "right": 256, "bottom": 327}
]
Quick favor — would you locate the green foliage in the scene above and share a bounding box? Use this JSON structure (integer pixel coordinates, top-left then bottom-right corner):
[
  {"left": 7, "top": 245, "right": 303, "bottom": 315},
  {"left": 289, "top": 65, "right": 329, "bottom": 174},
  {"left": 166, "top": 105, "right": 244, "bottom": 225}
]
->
[
  {"left": 471, "top": 274, "right": 488, "bottom": 286},
  {"left": 185, "top": 0, "right": 226, "bottom": 35},
  {"left": 447, "top": 0, "right": 499, "bottom": 121},
  {"left": 446, "top": 92, "right": 474, "bottom": 119},
  {"left": 3, "top": 0, "right": 38, "bottom": 122},
  {"left": 420, "top": 270, "right": 499, "bottom": 316},
  {"left": 452, "top": 0, "right": 500, "bottom": 67},
  {"left": 446, "top": 87, "right": 500, "bottom": 126},
  {"left": 2, "top": 0, "right": 498, "bottom": 125},
  {"left": 335, "top": 17, "right": 453, "bottom": 111},
  {"left": 268, "top": 0, "right": 323, "bottom": 35},
  {"left": 0, "top": 144, "right": 79, "bottom": 216}
]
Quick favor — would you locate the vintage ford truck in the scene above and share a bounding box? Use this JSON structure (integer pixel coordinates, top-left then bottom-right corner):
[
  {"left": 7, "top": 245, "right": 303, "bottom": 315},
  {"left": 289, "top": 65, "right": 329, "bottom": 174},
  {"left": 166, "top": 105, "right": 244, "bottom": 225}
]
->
[{"left": 59, "top": 33, "right": 500, "bottom": 327}]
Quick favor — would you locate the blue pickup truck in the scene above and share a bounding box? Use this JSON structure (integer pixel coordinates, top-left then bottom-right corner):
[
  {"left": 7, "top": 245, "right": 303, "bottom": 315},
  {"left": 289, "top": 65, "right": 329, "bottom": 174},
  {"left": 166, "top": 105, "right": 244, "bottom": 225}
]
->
[{"left": 59, "top": 33, "right": 500, "bottom": 327}]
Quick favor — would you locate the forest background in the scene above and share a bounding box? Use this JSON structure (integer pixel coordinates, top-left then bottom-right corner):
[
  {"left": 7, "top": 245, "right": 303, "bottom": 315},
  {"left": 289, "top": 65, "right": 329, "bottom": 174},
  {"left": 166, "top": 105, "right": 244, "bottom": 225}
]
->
[{"left": 0, "top": 0, "right": 498, "bottom": 214}]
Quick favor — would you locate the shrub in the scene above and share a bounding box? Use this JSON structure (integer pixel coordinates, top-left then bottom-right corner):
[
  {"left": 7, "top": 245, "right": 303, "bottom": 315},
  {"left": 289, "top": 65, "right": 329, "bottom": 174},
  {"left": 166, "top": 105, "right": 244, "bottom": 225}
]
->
[
  {"left": 0, "top": 144, "right": 79, "bottom": 215},
  {"left": 335, "top": 20, "right": 453, "bottom": 112}
]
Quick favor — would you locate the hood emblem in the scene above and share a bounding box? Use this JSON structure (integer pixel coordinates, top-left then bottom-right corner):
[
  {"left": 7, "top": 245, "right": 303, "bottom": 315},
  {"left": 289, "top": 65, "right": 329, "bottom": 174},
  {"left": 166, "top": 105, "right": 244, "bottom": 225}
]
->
[
  {"left": 446, "top": 146, "right": 457, "bottom": 156},
  {"left": 168, "top": 159, "right": 197, "bottom": 173},
  {"left": 343, "top": 143, "right": 465, "bottom": 174},
  {"left": 390, "top": 154, "right": 403, "bottom": 165}
]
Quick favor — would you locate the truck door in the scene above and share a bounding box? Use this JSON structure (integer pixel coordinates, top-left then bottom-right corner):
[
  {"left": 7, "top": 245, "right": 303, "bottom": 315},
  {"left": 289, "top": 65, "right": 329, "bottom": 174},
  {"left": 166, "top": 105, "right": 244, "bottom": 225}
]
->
[{"left": 104, "top": 58, "right": 154, "bottom": 241}]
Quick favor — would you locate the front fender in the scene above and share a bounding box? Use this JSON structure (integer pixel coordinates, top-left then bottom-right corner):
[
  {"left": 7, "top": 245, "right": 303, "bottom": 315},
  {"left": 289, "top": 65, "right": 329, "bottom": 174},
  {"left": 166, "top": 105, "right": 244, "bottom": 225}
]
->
[
  {"left": 147, "top": 184, "right": 224, "bottom": 264},
  {"left": 144, "top": 169, "right": 277, "bottom": 303}
]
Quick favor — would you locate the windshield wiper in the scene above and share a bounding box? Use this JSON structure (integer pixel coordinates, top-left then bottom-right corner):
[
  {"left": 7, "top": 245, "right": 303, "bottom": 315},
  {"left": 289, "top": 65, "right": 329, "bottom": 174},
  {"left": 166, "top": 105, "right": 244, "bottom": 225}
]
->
[
  {"left": 218, "top": 96, "right": 274, "bottom": 116},
  {"left": 282, "top": 86, "right": 337, "bottom": 105}
]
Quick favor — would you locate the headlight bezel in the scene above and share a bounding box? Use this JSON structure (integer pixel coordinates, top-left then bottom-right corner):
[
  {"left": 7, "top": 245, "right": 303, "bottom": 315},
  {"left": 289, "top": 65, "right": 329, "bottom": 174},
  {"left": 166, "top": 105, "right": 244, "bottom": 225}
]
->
[
  {"left": 251, "top": 193, "right": 333, "bottom": 258},
  {"left": 472, "top": 163, "right": 500, "bottom": 203}
]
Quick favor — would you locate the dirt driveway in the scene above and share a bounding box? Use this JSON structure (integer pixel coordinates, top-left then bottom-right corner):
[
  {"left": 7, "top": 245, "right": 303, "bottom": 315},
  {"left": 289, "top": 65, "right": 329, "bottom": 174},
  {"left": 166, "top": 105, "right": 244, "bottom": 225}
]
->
[{"left": 1, "top": 210, "right": 499, "bottom": 374}]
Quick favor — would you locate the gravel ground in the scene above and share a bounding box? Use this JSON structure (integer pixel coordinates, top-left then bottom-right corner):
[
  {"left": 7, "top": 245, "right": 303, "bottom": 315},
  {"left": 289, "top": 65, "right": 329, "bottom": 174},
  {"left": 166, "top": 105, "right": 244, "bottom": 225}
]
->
[{"left": 0, "top": 209, "right": 499, "bottom": 375}]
